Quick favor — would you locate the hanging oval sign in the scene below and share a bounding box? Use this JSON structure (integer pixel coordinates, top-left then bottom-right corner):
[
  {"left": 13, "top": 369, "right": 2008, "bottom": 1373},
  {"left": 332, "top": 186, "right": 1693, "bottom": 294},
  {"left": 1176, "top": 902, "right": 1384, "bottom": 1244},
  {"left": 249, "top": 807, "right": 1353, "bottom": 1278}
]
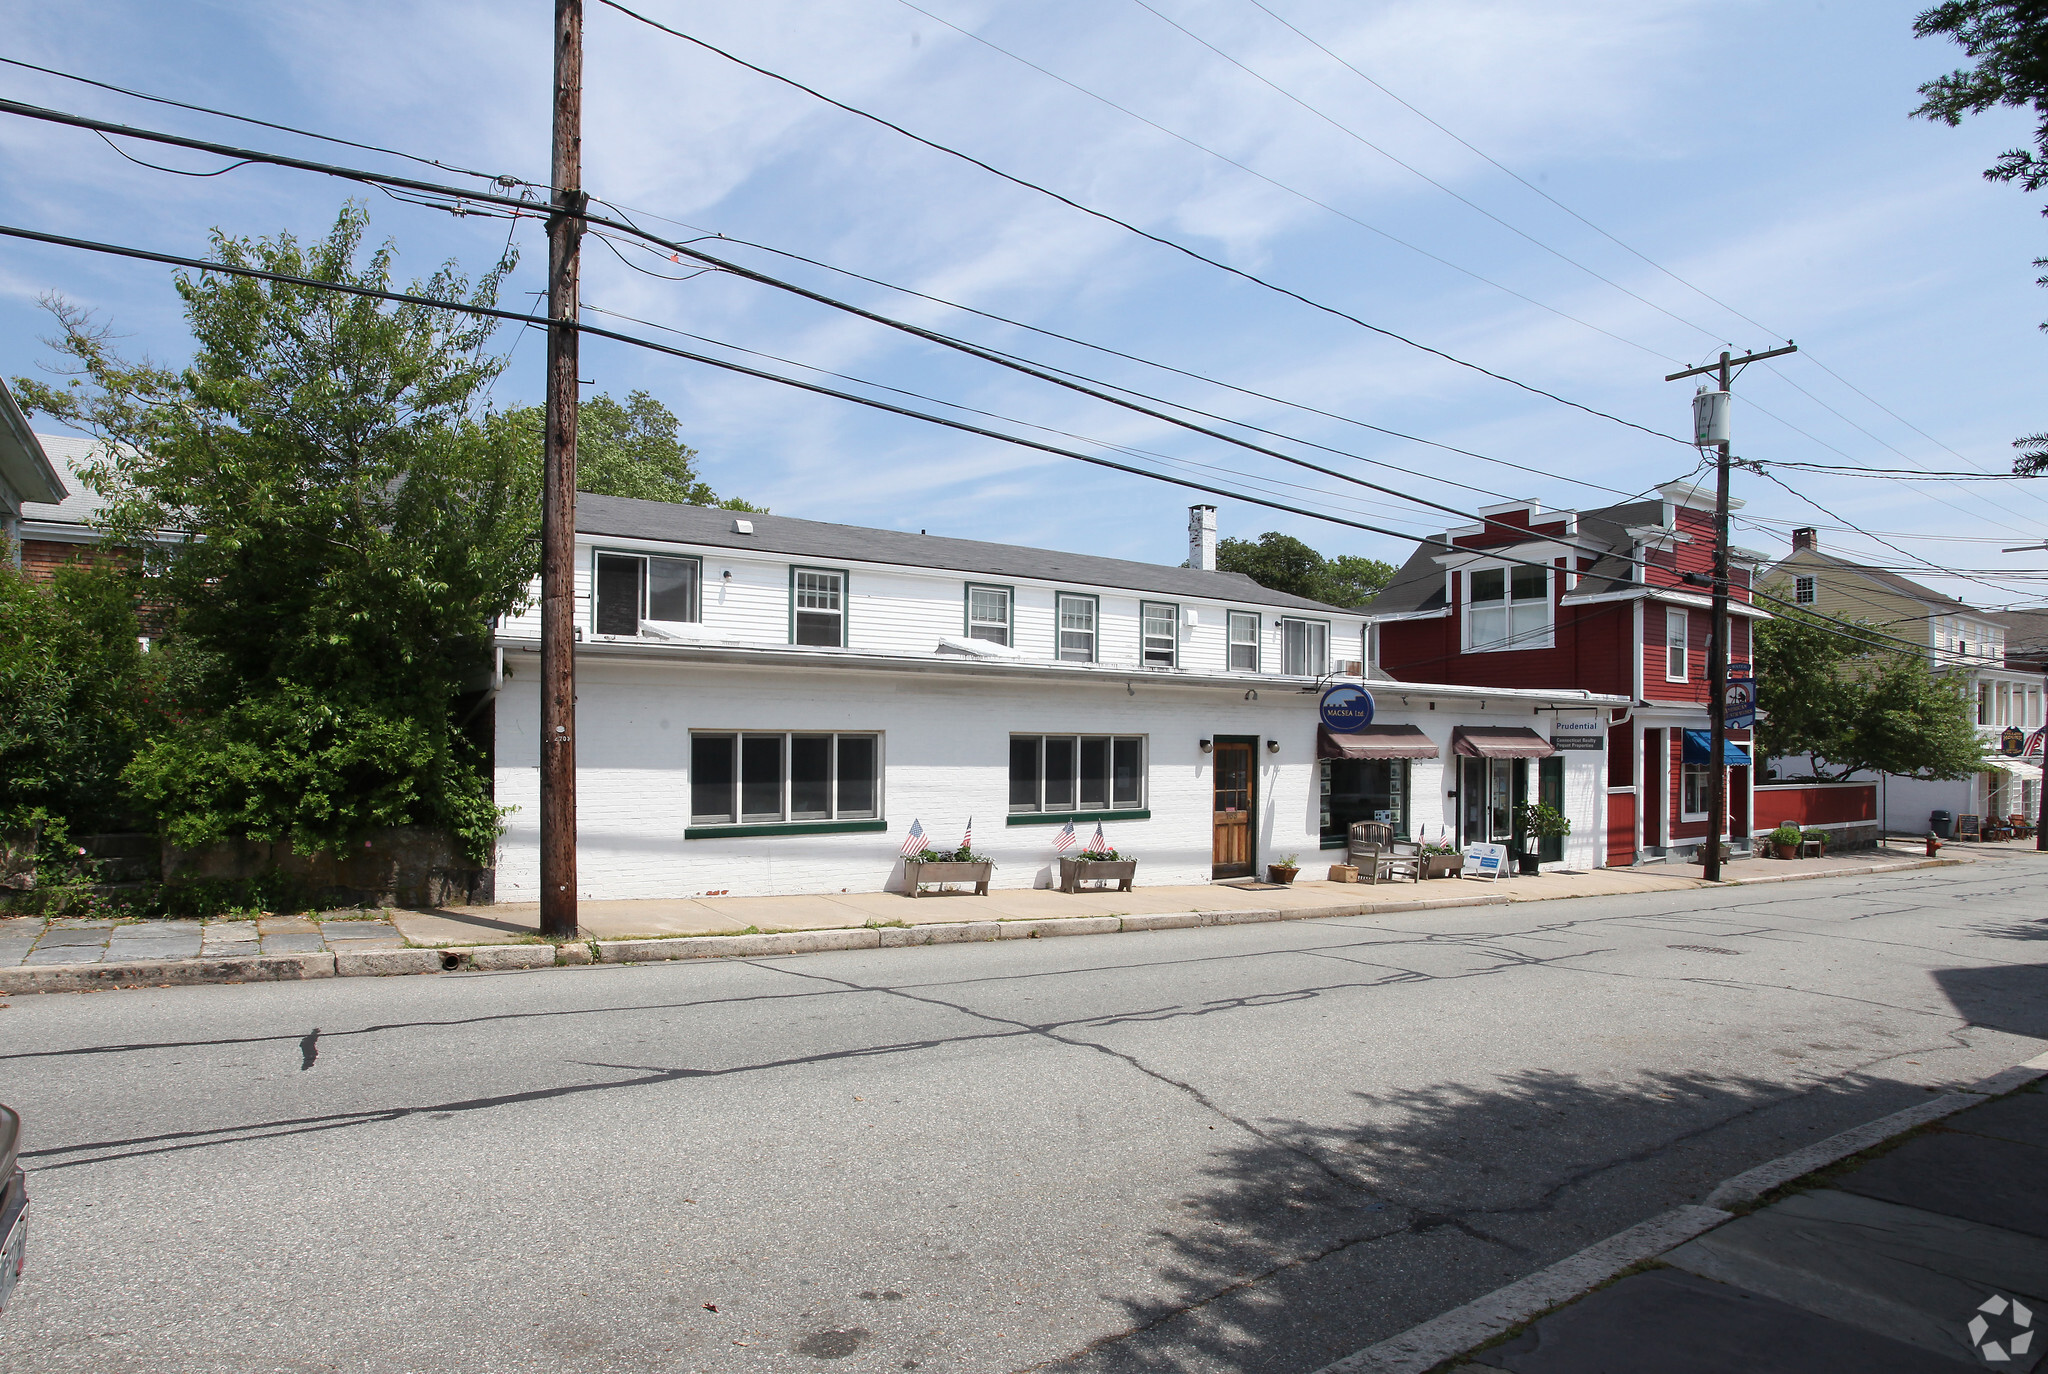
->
[{"left": 1319, "top": 682, "right": 1375, "bottom": 733}]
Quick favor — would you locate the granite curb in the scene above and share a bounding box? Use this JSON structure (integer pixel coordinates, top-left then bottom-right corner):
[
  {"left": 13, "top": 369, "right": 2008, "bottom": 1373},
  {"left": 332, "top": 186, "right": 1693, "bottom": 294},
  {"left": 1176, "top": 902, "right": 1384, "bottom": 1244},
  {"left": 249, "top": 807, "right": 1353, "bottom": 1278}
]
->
[
  {"left": 0, "top": 853, "right": 1971, "bottom": 994},
  {"left": 1311, "top": 1049, "right": 2048, "bottom": 1374}
]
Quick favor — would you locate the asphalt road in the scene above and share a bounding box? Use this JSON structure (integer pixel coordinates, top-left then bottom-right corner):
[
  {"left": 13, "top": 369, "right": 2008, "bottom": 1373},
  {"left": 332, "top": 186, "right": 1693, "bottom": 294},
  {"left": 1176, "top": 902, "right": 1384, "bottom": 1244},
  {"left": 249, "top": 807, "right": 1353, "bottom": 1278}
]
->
[{"left": 4, "top": 858, "right": 2045, "bottom": 1374}]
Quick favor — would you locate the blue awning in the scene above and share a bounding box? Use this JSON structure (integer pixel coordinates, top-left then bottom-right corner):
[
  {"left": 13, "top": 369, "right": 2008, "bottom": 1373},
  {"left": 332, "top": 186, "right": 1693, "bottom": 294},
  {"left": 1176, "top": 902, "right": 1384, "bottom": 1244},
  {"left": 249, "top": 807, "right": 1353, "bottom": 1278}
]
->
[{"left": 1683, "top": 730, "right": 1752, "bottom": 766}]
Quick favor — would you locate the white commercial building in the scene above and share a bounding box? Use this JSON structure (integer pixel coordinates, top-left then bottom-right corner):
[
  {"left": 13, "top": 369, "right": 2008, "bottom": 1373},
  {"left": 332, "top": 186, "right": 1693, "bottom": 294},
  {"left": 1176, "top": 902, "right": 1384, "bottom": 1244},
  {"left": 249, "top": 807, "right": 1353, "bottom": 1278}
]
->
[{"left": 490, "top": 499, "right": 1621, "bottom": 900}]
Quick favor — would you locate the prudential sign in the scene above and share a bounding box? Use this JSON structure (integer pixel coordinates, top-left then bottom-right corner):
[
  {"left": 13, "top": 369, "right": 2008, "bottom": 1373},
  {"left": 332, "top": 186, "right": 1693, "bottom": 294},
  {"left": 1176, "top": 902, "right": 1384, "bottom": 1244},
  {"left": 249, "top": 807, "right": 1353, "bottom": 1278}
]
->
[{"left": 1319, "top": 682, "right": 1375, "bottom": 733}]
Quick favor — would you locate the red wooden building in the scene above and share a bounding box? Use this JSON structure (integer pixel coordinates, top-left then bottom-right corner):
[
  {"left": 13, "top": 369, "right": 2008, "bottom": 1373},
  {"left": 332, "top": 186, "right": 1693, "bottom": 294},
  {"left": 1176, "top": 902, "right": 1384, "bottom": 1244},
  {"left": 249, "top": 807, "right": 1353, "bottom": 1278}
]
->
[{"left": 1365, "top": 482, "right": 1763, "bottom": 866}]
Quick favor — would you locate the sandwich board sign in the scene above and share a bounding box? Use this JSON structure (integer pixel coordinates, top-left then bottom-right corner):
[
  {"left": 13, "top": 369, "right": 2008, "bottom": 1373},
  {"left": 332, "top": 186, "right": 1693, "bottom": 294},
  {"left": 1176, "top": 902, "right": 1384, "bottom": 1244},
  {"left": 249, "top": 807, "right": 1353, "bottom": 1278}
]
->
[{"left": 1464, "top": 842, "right": 1508, "bottom": 881}]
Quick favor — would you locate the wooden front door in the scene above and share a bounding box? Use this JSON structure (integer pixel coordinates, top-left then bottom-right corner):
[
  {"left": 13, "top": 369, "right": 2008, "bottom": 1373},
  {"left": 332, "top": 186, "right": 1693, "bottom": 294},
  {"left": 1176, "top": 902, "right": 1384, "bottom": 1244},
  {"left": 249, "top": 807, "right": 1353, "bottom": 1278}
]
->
[{"left": 1212, "top": 740, "right": 1255, "bottom": 878}]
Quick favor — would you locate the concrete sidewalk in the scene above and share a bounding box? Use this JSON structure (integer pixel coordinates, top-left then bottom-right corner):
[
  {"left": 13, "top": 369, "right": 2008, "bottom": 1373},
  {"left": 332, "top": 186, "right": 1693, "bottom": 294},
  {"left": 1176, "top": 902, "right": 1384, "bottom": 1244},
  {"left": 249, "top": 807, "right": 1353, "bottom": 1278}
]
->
[
  {"left": 1449, "top": 1076, "right": 2048, "bottom": 1373},
  {"left": 389, "top": 845, "right": 1953, "bottom": 947},
  {"left": 0, "top": 845, "right": 1985, "bottom": 992}
]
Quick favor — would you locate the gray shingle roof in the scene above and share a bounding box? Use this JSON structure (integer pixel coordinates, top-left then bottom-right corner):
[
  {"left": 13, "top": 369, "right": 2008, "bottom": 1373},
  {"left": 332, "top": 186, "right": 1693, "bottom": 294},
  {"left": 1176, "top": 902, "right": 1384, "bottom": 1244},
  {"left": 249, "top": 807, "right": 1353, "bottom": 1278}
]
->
[
  {"left": 576, "top": 493, "right": 1350, "bottom": 612},
  {"left": 20, "top": 434, "right": 113, "bottom": 527},
  {"left": 1786, "top": 548, "right": 1974, "bottom": 614}
]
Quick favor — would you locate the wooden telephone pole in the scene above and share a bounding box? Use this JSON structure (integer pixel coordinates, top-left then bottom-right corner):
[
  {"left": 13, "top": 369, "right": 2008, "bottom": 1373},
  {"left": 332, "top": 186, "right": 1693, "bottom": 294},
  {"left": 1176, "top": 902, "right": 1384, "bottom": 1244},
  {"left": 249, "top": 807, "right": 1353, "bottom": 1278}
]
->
[
  {"left": 540, "top": 0, "right": 584, "bottom": 938},
  {"left": 1664, "top": 344, "right": 1796, "bottom": 882}
]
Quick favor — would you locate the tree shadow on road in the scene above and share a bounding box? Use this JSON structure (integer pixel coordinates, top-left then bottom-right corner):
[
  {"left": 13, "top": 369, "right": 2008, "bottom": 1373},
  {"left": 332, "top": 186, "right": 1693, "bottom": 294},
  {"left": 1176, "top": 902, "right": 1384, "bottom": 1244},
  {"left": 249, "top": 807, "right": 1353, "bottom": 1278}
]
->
[{"left": 1046, "top": 1063, "right": 1959, "bottom": 1374}]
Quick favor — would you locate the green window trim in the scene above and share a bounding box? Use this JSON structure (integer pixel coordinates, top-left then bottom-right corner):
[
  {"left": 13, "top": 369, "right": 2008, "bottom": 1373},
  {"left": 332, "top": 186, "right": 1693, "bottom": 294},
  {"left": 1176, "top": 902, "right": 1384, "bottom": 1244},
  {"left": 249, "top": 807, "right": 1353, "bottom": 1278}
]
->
[
  {"left": 684, "top": 819, "right": 890, "bottom": 840},
  {"left": 963, "top": 581, "right": 1016, "bottom": 645},
  {"left": 1006, "top": 808, "right": 1151, "bottom": 826},
  {"left": 789, "top": 564, "right": 851, "bottom": 647},
  {"left": 1320, "top": 835, "right": 1348, "bottom": 850},
  {"left": 1054, "top": 589, "right": 1100, "bottom": 663}
]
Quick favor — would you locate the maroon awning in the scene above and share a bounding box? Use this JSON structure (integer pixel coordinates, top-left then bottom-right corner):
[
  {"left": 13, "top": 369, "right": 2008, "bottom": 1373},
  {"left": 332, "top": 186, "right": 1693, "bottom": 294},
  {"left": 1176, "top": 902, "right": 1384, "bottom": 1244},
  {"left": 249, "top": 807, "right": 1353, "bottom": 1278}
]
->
[
  {"left": 1318, "top": 724, "right": 1440, "bottom": 760},
  {"left": 1451, "top": 725, "right": 1555, "bottom": 758}
]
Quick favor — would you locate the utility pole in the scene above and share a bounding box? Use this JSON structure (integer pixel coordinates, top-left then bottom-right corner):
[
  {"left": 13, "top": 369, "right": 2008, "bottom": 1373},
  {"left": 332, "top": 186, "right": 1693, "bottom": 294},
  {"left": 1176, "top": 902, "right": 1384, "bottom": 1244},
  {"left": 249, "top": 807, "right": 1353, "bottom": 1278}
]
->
[
  {"left": 540, "top": 0, "right": 584, "bottom": 939},
  {"left": 1665, "top": 343, "right": 1796, "bottom": 882}
]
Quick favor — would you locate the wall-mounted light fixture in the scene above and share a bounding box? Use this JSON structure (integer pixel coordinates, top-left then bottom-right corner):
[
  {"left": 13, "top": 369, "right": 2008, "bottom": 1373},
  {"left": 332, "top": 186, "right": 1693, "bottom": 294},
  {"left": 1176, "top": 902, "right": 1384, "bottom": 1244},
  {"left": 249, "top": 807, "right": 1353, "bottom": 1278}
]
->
[
  {"left": 1244, "top": 688, "right": 1258, "bottom": 701},
  {"left": 1265, "top": 739, "right": 1280, "bottom": 754},
  {"left": 1198, "top": 738, "right": 1214, "bottom": 754},
  {"left": 721, "top": 569, "right": 733, "bottom": 581}
]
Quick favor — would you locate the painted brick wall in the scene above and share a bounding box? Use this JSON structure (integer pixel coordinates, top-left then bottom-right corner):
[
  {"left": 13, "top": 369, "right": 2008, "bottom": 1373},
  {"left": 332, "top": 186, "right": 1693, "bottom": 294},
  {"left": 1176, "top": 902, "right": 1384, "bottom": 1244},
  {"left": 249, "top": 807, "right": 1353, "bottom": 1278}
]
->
[{"left": 493, "top": 657, "right": 1613, "bottom": 899}]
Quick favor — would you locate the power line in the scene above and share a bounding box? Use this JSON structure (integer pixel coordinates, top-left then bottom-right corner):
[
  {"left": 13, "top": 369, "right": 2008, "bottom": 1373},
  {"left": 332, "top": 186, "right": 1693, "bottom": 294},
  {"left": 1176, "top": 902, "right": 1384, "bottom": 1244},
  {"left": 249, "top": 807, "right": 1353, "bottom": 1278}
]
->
[
  {"left": 0, "top": 54, "right": 528, "bottom": 190},
  {"left": 587, "top": 0, "right": 1690, "bottom": 445},
  {"left": 0, "top": 70, "right": 1702, "bottom": 513},
  {"left": 1, "top": 95, "right": 1668, "bottom": 567},
  {"left": 1237, "top": 0, "right": 1780, "bottom": 342},
  {"left": 887, "top": 0, "right": 1679, "bottom": 362},
  {"left": 1, "top": 219, "right": 1620, "bottom": 587},
  {"left": 1218, "top": 8, "right": 2048, "bottom": 516},
  {"left": 1124, "top": 0, "right": 1731, "bottom": 347}
]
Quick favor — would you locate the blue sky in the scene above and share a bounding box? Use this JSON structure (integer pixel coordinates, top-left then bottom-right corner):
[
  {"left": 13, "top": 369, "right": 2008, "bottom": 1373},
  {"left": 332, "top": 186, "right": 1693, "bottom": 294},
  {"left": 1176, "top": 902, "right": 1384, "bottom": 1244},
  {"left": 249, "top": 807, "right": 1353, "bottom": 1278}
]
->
[{"left": 3, "top": 0, "right": 2045, "bottom": 608}]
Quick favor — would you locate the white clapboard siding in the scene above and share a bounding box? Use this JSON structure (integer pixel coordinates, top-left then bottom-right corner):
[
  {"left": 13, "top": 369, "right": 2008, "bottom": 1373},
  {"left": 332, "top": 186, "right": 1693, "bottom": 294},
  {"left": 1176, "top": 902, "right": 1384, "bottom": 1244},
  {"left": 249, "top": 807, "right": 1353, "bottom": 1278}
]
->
[{"left": 498, "top": 534, "right": 1367, "bottom": 678}]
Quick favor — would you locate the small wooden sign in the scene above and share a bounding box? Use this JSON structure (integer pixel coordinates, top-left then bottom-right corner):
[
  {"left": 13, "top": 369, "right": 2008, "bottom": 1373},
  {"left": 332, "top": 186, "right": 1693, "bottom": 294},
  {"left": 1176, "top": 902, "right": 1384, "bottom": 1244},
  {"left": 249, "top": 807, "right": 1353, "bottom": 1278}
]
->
[{"left": 1957, "top": 813, "right": 1982, "bottom": 841}]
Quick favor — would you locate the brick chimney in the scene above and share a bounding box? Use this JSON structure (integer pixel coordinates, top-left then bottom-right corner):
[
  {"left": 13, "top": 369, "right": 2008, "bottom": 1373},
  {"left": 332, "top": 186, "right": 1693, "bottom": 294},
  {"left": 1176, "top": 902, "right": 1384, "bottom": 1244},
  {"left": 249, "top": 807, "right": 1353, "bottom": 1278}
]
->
[
  {"left": 1187, "top": 504, "right": 1217, "bottom": 571},
  {"left": 1791, "top": 527, "right": 1817, "bottom": 551}
]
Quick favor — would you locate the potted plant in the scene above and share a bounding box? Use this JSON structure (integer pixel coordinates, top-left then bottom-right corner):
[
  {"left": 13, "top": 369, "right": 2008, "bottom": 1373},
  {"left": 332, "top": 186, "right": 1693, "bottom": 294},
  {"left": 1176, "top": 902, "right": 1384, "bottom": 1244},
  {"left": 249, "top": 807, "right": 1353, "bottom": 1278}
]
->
[
  {"left": 1768, "top": 823, "right": 1804, "bottom": 861},
  {"left": 1418, "top": 838, "right": 1464, "bottom": 880},
  {"left": 1513, "top": 803, "right": 1571, "bottom": 875},
  {"left": 903, "top": 845, "right": 995, "bottom": 897},
  {"left": 1266, "top": 854, "right": 1300, "bottom": 885},
  {"left": 1061, "top": 845, "right": 1137, "bottom": 894}
]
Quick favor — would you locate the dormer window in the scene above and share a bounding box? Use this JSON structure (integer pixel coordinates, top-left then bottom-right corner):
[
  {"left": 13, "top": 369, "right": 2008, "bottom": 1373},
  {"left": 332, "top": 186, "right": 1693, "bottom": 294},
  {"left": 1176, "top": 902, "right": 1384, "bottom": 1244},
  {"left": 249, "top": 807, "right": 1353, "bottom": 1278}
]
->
[
  {"left": 1464, "top": 563, "right": 1551, "bottom": 652},
  {"left": 792, "top": 568, "right": 845, "bottom": 647}
]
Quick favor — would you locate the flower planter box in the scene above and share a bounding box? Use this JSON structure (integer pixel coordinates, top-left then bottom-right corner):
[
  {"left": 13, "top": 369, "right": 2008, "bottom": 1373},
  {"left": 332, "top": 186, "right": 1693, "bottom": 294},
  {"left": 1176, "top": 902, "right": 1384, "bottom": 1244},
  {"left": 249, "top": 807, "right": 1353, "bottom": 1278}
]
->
[
  {"left": 904, "top": 859, "right": 993, "bottom": 897},
  {"left": 1422, "top": 854, "right": 1464, "bottom": 880},
  {"left": 1774, "top": 842, "right": 1798, "bottom": 861},
  {"left": 1266, "top": 865, "right": 1299, "bottom": 885},
  {"left": 1327, "top": 864, "right": 1359, "bottom": 884},
  {"left": 1059, "top": 857, "right": 1137, "bottom": 893}
]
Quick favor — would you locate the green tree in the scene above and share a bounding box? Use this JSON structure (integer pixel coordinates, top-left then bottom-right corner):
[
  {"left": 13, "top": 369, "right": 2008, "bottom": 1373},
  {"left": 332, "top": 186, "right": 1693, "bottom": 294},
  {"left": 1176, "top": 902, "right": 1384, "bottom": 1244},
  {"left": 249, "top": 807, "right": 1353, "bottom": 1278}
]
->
[
  {"left": 1912, "top": 1, "right": 2048, "bottom": 472},
  {"left": 1756, "top": 608, "right": 1985, "bottom": 780},
  {"left": 14, "top": 206, "right": 532, "bottom": 859},
  {"left": 0, "top": 555, "right": 171, "bottom": 834},
  {"left": 1319, "top": 553, "right": 1399, "bottom": 609},
  {"left": 507, "top": 388, "right": 765, "bottom": 510},
  {"left": 1215, "top": 532, "right": 1393, "bottom": 606}
]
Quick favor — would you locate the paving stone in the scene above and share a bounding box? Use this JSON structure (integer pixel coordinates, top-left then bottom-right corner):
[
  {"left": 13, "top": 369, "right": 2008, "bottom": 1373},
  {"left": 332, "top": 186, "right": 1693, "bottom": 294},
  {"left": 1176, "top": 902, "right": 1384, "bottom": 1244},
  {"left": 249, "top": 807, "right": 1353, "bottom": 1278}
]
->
[
  {"left": 259, "top": 932, "right": 327, "bottom": 955},
  {"left": 1666, "top": 1189, "right": 2048, "bottom": 1369},
  {"left": 24, "top": 945, "right": 101, "bottom": 965},
  {"left": 105, "top": 925, "right": 202, "bottom": 963},
  {"left": 256, "top": 916, "right": 319, "bottom": 935},
  {"left": 201, "top": 942, "right": 260, "bottom": 959},
  {"left": 0, "top": 916, "right": 44, "bottom": 935},
  {"left": 1476, "top": 1268, "right": 1954, "bottom": 1373},
  {"left": 1833, "top": 1129, "right": 2048, "bottom": 1240},
  {"left": 317, "top": 921, "right": 402, "bottom": 942},
  {"left": 33, "top": 926, "right": 113, "bottom": 946},
  {"left": 47, "top": 917, "right": 114, "bottom": 930},
  {"left": 1946, "top": 1087, "right": 2048, "bottom": 1150},
  {"left": 0, "top": 937, "right": 38, "bottom": 966}
]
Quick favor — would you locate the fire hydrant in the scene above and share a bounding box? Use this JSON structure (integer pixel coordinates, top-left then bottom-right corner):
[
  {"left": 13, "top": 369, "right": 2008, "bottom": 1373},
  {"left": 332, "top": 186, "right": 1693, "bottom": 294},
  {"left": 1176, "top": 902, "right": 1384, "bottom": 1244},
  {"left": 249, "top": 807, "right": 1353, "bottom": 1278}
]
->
[{"left": 1926, "top": 832, "right": 1942, "bottom": 857}]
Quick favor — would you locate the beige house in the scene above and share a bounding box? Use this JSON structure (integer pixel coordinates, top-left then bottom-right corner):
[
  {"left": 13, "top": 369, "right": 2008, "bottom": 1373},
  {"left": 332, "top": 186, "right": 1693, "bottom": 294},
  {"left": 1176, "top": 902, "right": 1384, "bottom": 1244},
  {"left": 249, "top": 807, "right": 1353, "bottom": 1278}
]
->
[{"left": 1760, "top": 527, "right": 2039, "bottom": 832}]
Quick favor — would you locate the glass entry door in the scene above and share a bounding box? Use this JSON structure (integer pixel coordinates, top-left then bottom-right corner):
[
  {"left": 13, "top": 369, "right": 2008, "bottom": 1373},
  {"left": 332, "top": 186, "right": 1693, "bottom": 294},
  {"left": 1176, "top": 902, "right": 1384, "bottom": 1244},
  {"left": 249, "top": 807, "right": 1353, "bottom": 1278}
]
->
[
  {"left": 1461, "top": 757, "right": 1528, "bottom": 848},
  {"left": 1212, "top": 740, "right": 1255, "bottom": 878}
]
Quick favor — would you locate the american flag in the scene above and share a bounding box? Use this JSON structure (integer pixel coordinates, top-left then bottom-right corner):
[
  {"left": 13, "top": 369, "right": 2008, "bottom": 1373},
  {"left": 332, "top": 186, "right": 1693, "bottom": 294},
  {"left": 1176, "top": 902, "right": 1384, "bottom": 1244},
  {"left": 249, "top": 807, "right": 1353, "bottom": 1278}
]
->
[
  {"left": 1053, "top": 820, "right": 1078, "bottom": 852},
  {"left": 899, "top": 819, "right": 927, "bottom": 856},
  {"left": 960, "top": 817, "right": 973, "bottom": 851},
  {"left": 1090, "top": 823, "right": 1108, "bottom": 853}
]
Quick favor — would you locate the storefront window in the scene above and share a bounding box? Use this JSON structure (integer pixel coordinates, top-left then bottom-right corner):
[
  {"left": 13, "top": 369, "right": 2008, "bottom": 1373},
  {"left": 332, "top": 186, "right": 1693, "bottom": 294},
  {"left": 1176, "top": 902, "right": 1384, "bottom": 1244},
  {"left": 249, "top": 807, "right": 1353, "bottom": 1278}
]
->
[
  {"left": 1320, "top": 759, "right": 1409, "bottom": 845},
  {"left": 691, "top": 731, "right": 879, "bottom": 826},
  {"left": 1010, "top": 735, "right": 1145, "bottom": 813},
  {"left": 1681, "top": 762, "right": 1711, "bottom": 818}
]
